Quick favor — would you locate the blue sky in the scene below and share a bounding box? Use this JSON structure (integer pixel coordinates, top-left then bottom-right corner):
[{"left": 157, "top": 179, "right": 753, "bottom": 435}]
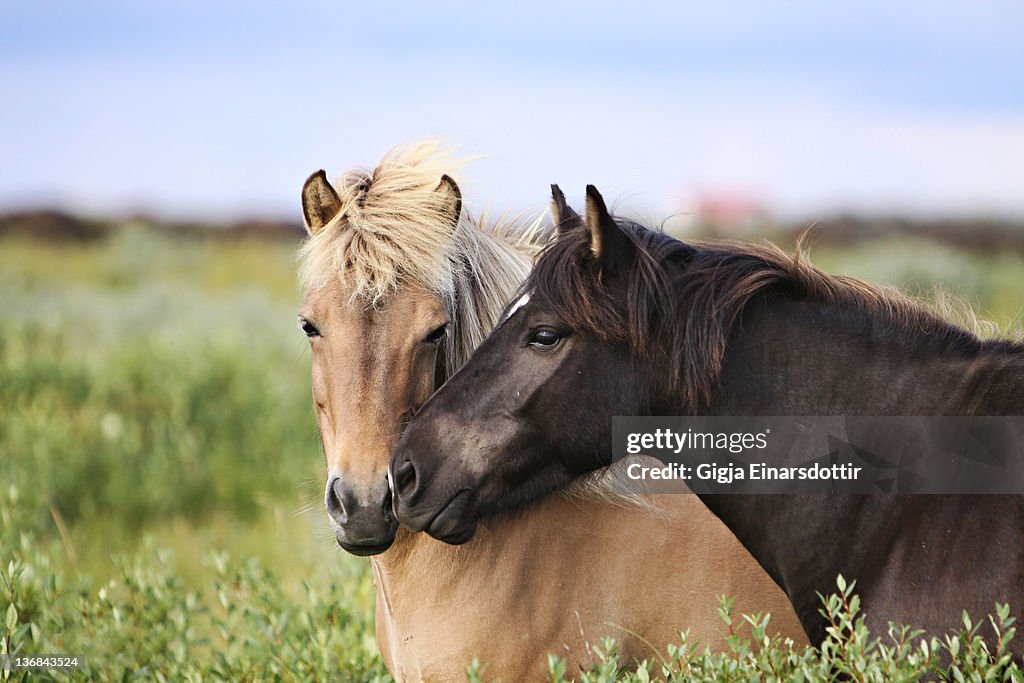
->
[{"left": 2, "top": 1, "right": 1023, "bottom": 221}]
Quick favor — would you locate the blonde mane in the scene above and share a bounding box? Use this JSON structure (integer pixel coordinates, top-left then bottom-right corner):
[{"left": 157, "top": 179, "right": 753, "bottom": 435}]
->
[{"left": 297, "top": 140, "right": 549, "bottom": 376}]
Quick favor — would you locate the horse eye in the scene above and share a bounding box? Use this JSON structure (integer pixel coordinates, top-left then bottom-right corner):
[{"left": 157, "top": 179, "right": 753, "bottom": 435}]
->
[
  {"left": 424, "top": 323, "right": 448, "bottom": 344},
  {"left": 528, "top": 328, "right": 562, "bottom": 349},
  {"left": 298, "top": 317, "right": 320, "bottom": 338}
]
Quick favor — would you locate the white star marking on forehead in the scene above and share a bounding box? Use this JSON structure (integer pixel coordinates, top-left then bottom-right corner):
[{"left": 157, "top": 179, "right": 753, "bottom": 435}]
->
[{"left": 503, "top": 292, "right": 531, "bottom": 323}]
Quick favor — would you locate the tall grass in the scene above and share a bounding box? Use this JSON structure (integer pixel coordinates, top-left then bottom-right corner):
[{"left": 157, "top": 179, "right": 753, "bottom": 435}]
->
[{"left": 1, "top": 229, "right": 321, "bottom": 536}]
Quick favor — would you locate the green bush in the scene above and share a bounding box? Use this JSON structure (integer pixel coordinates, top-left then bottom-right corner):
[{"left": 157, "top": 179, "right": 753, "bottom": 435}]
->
[
  {"left": 540, "top": 576, "right": 1020, "bottom": 683},
  {"left": 4, "top": 521, "right": 1021, "bottom": 683},
  {"left": 1, "top": 511, "right": 388, "bottom": 681}
]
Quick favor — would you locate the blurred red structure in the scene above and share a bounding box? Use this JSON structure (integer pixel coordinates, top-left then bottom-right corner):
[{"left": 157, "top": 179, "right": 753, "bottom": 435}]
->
[{"left": 695, "top": 191, "right": 768, "bottom": 236}]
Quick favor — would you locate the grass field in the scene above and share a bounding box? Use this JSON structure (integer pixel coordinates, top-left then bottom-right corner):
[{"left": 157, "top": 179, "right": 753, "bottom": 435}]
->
[{"left": 2, "top": 227, "right": 1023, "bottom": 680}]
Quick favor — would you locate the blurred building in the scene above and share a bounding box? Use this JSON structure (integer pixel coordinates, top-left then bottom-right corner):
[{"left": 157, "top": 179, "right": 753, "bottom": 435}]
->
[{"left": 695, "top": 190, "right": 769, "bottom": 237}]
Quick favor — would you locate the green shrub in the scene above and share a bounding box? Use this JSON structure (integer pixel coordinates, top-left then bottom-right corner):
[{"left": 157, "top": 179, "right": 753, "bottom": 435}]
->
[
  {"left": 543, "top": 577, "right": 1021, "bottom": 683},
  {"left": 1, "top": 504, "right": 388, "bottom": 681},
  {"left": 5, "top": 526, "right": 1022, "bottom": 683}
]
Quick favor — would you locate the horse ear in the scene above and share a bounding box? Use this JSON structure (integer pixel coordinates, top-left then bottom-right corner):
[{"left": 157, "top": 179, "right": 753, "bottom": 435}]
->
[
  {"left": 434, "top": 174, "right": 463, "bottom": 232},
  {"left": 584, "top": 185, "right": 634, "bottom": 274},
  {"left": 301, "top": 170, "right": 342, "bottom": 235},
  {"left": 550, "top": 184, "right": 581, "bottom": 235}
]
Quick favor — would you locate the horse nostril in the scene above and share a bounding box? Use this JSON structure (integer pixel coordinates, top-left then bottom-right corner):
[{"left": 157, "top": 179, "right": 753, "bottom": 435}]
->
[
  {"left": 393, "top": 458, "right": 417, "bottom": 498},
  {"left": 381, "top": 485, "right": 394, "bottom": 524},
  {"left": 325, "top": 475, "right": 348, "bottom": 524}
]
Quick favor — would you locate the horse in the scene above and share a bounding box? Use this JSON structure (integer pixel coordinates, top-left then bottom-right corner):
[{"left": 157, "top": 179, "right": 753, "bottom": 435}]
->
[
  {"left": 391, "top": 183, "right": 1024, "bottom": 652},
  {"left": 298, "top": 145, "right": 806, "bottom": 680}
]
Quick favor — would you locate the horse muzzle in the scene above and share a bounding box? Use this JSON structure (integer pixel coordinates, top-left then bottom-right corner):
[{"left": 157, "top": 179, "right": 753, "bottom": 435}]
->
[{"left": 326, "top": 474, "right": 397, "bottom": 555}]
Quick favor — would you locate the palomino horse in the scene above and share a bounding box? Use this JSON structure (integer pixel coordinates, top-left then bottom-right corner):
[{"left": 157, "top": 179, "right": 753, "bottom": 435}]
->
[
  {"left": 391, "top": 184, "right": 1024, "bottom": 653},
  {"left": 298, "top": 145, "right": 805, "bottom": 680}
]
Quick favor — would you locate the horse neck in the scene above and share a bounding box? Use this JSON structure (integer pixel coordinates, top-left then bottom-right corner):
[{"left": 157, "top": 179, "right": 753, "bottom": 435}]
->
[
  {"left": 370, "top": 495, "right": 609, "bottom": 604},
  {"left": 709, "top": 293, "right": 1024, "bottom": 416},
  {"left": 682, "top": 293, "right": 1024, "bottom": 631}
]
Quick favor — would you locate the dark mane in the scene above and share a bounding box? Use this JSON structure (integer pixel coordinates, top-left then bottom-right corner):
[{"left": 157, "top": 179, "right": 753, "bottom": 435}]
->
[{"left": 527, "top": 220, "right": 1018, "bottom": 410}]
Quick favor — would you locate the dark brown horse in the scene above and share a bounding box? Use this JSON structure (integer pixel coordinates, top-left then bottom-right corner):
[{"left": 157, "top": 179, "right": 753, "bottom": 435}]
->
[{"left": 391, "top": 184, "right": 1024, "bottom": 649}]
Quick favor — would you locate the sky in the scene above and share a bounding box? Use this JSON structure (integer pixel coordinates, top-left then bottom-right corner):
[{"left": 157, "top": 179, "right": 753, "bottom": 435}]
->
[{"left": 2, "top": 1, "right": 1023, "bottom": 222}]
